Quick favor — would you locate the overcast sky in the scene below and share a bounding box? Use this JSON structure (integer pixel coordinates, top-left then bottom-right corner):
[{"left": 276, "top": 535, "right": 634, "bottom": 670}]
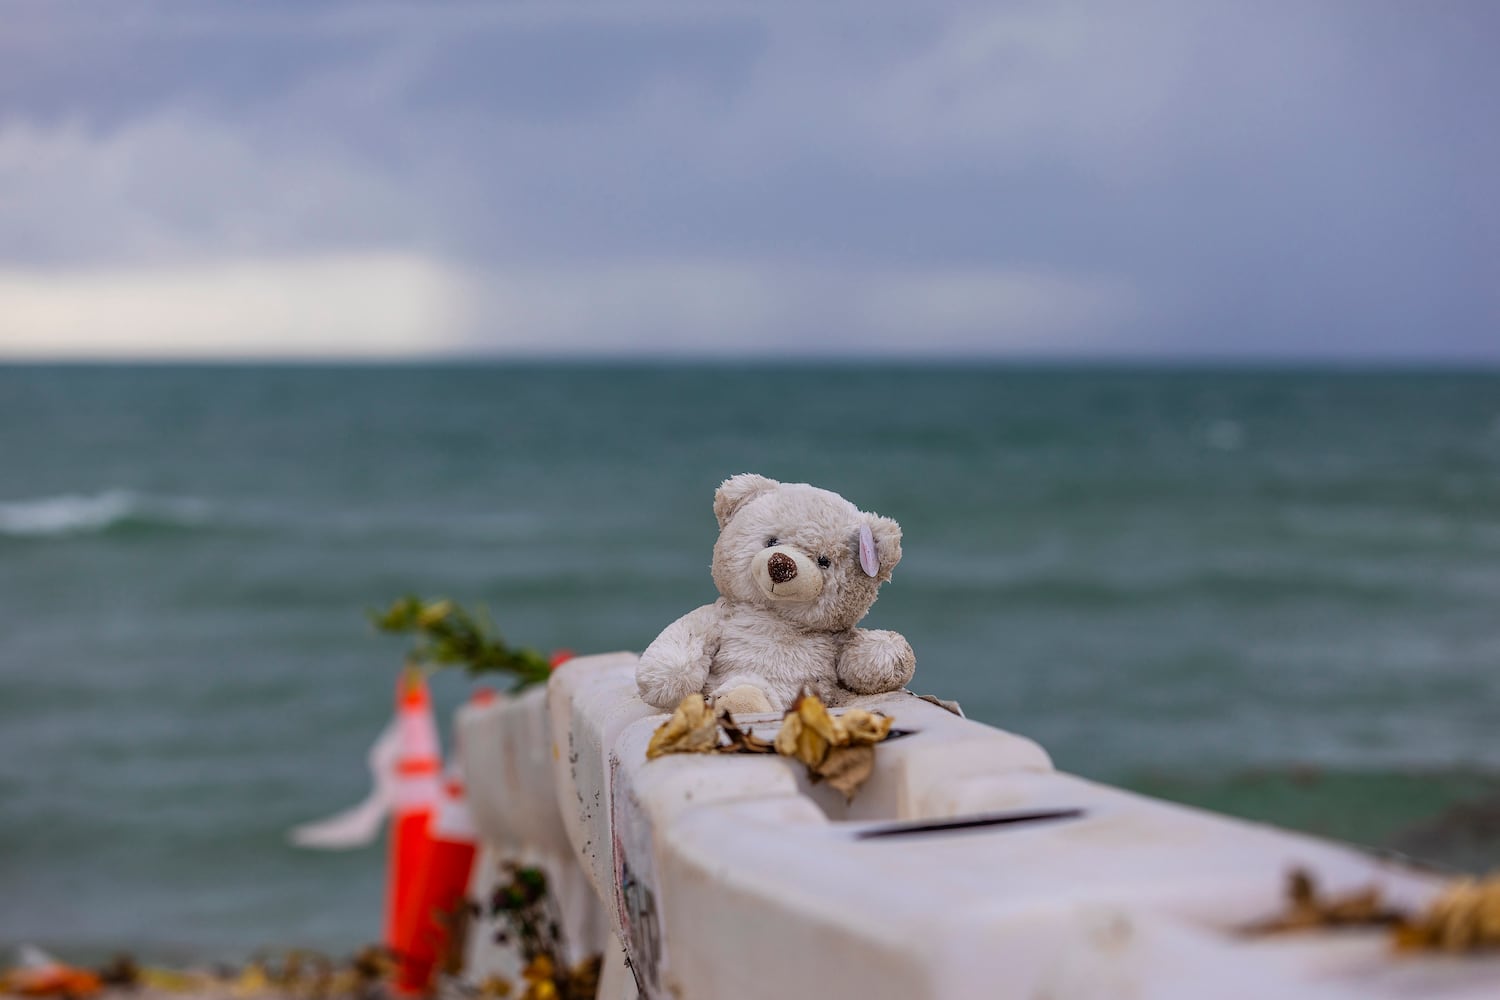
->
[{"left": 0, "top": 1, "right": 1495, "bottom": 361}]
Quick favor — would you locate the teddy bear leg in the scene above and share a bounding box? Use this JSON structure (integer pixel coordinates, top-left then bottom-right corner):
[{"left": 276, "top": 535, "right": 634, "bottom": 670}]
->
[{"left": 712, "top": 684, "right": 775, "bottom": 717}]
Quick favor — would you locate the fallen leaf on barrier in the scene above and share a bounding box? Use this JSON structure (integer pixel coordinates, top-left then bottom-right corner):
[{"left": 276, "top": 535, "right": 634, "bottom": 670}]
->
[
  {"left": 1245, "top": 868, "right": 1406, "bottom": 935},
  {"left": 1394, "top": 875, "right": 1500, "bottom": 952},
  {"left": 718, "top": 713, "right": 775, "bottom": 754},
  {"left": 772, "top": 708, "right": 807, "bottom": 760},
  {"left": 839, "top": 708, "right": 894, "bottom": 745},
  {"left": 815, "top": 744, "right": 877, "bottom": 800},
  {"left": 774, "top": 692, "right": 892, "bottom": 800},
  {"left": 646, "top": 691, "right": 892, "bottom": 800},
  {"left": 645, "top": 694, "right": 720, "bottom": 759},
  {"left": 774, "top": 691, "right": 839, "bottom": 765},
  {"left": 913, "top": 692, "right": 965, "bottom": 717}
]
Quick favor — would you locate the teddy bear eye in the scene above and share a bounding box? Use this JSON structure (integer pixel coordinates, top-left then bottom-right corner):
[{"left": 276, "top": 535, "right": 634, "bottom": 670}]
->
[
  {"left": 817, "top": 555, "right": 831, "bottom": 568},
  {"left": 765, "top": 537, "right": 778, "bottom": 547}
]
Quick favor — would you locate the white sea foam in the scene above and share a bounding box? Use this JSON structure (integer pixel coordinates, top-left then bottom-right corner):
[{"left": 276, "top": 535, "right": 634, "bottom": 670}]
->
[{"left": 0, "top": 489, "right": 211, "bottom": 537}]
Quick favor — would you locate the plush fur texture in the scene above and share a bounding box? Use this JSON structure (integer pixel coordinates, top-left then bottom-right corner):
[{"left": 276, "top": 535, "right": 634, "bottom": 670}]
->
[{"left": 636, "top": 474, "right": 916, "bottom": 713}]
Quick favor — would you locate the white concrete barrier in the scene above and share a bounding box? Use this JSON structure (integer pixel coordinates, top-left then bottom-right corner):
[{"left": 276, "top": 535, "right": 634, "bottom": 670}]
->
[
  {"left": 455, "top": 680, "right": 615, "bottom": 982},
  {"left": 452, "top": 652, "right": 1500, "bottom": 999}
]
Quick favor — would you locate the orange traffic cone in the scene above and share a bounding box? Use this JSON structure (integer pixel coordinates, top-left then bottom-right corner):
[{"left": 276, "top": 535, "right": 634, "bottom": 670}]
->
[
  {"left": 386, "top": 667, "right": 442, "bottom": 962},
  {"left": 393, "top": 760, "right": 480, "bottom": 993}
]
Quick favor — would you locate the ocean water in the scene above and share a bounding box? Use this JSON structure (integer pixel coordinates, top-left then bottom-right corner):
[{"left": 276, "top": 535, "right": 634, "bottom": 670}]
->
[{"left": 1, "top": 363, "right": 1498, "bottom": 959}]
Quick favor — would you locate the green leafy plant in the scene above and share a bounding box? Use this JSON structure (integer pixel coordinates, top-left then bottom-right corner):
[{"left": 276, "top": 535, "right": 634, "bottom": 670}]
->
[{"left": 371, "top": 596, "right": 553, "bottom": 690}]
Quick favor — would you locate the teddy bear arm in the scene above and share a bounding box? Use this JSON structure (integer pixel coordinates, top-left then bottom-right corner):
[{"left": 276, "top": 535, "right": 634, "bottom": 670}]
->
[
  {"left": 636, "top": 602, "right": 722, "bottom": 710},
  {"left": 836, "top": 628, "right": 916, "bottom": 695}
]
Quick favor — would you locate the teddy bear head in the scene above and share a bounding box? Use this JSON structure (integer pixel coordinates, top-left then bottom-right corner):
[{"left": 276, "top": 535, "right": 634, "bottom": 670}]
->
[{"left": 709, "top": 473, "right": 903, "bottom": 632}]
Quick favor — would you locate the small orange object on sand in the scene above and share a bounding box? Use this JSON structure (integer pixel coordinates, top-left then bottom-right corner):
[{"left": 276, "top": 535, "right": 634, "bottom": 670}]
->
[{"left": 2, "top": 965, "right": 103, "bottom": 998}]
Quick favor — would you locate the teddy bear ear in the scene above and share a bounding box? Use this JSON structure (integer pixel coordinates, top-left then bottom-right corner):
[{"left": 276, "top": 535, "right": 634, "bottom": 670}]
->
[
  {"left": 864, "top": 514, "right": 903, "bottom": 581},
  {"left": 713, "top": 473, "right": 780, "bottom": 528}
]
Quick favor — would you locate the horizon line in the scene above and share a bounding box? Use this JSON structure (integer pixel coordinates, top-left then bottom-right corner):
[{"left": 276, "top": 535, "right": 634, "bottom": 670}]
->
[{"left": 3, "top": 353, "right": 1499, "bottom": 373}]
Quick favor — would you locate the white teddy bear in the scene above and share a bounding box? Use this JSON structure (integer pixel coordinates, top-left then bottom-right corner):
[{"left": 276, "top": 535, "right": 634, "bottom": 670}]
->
[{"left": 636, "top": 473, "right": 916, "bottom": 716}]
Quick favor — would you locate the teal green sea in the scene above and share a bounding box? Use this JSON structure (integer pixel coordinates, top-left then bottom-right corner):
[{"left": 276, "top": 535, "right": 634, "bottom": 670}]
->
[{"left": 1, "top": 364, "right": 1498, "bottom": 959}]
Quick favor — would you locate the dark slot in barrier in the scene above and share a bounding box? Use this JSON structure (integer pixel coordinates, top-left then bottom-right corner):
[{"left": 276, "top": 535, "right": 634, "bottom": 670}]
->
[{"left": 854, "top": 808, "right": 1085, "bottom": 840}]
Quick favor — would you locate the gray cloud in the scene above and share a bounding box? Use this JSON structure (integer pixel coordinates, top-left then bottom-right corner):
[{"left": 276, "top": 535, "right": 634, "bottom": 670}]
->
[{"left": 0, "top": 1, "right": 1495, "bottom": 359}]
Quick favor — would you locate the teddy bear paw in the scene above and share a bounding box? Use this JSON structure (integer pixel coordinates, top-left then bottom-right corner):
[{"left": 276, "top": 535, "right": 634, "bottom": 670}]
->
[{"left": 714, "top": 684, "right": 774, "bottom": 717}]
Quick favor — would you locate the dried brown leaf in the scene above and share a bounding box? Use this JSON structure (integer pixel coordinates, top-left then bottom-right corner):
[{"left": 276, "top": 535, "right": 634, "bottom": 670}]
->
[
  {"left": 641, "top": 690, "right": 894, "bottom": 797},
  {"left": 1245, "top": 868, "right": 1405, "bottom": 936},
  {"left": 645, "top": 694, "right": 719, "bottom": 759},
  {"left": 815, "top": 744, "right": 877, "bottom": 801},
  {"left": 838, "top": 709, "right": 893, "bottom": 746},
  {"left": 770, "top": 692, "right": 893, "bottom": 801},
  {"left": 1288, "top": 869, "right": 1314, "bottom": 909},
  {"left": 1324, "top": 888, "right": 1388, "bottom": 924},
  {"left": 1395, "top": 875, "right": 1500, "bottom": 953},
  {"left": 775, "top": 695, "right": 832, "bottom": 766},
  {"left": 797, "top": 692, "right": 842, "bottom": 745},
  {"left": 718, "top": 713, "right": 775, "bottom": 754},
  {"left": 773, "top": 710, "right": 804, "bottom": 758},
  {"left": 780, "top": 704, "right": 828, "bottom": 767}
]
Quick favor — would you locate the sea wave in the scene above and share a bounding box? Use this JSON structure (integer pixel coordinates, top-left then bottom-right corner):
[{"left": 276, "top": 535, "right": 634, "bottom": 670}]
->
[
  {"left": 0, "top": 489, "right": 543, "bottom": 542},
  {"left": 0, "top": 489, "right": 212, "bottom": 538}
]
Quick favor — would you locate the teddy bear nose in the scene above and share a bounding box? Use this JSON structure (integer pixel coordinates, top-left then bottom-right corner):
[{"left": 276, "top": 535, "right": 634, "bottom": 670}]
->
[{"left": 766, "top": 551, "right": 798, "bottom": 583}]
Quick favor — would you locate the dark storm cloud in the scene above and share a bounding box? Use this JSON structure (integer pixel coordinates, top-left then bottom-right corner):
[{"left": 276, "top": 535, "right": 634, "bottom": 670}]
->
[{"left": 0, "top": 1, "right": 1495, "bottom": 359}]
